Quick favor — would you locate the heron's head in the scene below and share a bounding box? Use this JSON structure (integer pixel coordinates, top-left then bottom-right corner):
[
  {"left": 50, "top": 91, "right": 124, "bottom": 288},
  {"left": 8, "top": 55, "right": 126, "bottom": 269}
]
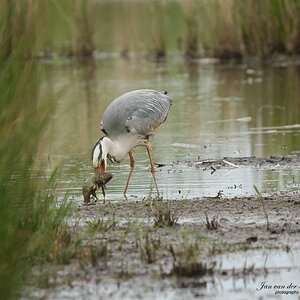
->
[{"left": 91, "top": 137, "right": 112, "bottom": 174}]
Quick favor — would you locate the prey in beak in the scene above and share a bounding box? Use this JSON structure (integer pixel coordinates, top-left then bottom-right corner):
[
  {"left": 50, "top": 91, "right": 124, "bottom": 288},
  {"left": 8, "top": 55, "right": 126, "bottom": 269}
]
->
[
  {"left": 96, "top": 159, "right": 106, "bottom": 174},
  {"left": 82, "top": 172, "right": 113, "bottom": 204}
]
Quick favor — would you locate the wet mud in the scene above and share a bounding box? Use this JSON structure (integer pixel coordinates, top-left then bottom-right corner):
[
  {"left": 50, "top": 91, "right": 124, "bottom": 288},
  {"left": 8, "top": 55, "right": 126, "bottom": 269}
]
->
[
  {"left": 24, "top": 154, "right": 300, "bottom": 299},
  {"left": 158, "top": 152, "right": 300, "bottom": 170}
]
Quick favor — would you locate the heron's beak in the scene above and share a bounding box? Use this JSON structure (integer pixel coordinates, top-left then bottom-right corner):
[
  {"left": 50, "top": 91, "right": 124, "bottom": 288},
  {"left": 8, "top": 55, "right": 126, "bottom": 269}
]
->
[{"left": 96, "top": 159, "right": 106, "bottom": 174}]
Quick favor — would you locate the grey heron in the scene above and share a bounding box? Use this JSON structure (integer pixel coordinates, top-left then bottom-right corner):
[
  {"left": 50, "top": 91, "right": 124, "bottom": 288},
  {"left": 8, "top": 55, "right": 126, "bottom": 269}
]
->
[{"left": 91, "top": 89, "right": 172, "bottom": 197}]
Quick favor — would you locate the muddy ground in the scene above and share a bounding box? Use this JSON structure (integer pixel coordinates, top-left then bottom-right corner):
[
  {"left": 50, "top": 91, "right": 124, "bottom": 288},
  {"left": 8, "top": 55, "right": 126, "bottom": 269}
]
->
[{"left": 24, "top": 154, "right": 300, "bottom": 299}]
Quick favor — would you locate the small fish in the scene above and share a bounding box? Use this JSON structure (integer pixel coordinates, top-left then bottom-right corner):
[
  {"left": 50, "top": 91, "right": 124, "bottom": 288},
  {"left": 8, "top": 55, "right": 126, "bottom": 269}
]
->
[{"left": 82, "top": 172, "right": 113, "bottom": 204}]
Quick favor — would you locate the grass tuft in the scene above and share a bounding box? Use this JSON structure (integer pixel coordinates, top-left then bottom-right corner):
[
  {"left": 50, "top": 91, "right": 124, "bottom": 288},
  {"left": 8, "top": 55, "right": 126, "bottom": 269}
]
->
[
  {"left": 205, "top": 213, "right": 219, "bottom": 230},
  {"left": 86, "top": 215, "right": 117, "bottom": 234},
  {"left": 149, "top": 199, "right": 182, "bottom": 227},
  {"left": 168, "top": 237, "right": 215, "bottom": 277},
  {"left": 254, "top": 185, "right": 270, "bottom": 231},
  {"left": 138, "top": 229, "right": 161, "bottom": 264}
]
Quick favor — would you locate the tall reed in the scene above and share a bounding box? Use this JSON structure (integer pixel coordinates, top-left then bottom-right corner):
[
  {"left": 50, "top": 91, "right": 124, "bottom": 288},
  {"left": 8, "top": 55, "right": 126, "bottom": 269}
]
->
[
  {"left": 183, "top": 0, "right": 300, "bottom": 60},
  {"left": 3, "top": 1, "right": 299, "bottom": 61},
  {"left": 0, "top": 1, "right": 70, "bottom": 298},
  {"left": 96, "top": 0, "right": 300, "bottom": 60},
  {"left": 72, "top": 0, "right": 95, "bottom": 56}
]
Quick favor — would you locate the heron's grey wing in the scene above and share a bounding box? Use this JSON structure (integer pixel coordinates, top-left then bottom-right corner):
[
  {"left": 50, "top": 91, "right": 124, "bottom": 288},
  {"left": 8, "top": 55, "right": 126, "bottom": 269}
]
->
[
  {"left": 125, "top": 100, "right": 168, "bottom": 136},
  {"left": 102, "top": 89, "right": 172, "bottom": 138}
]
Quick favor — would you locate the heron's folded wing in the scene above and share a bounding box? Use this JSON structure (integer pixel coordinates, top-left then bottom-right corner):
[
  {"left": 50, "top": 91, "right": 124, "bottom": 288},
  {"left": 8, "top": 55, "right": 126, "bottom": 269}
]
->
[
  {"left": 102, "top": 89, "right": 172, "bottom": 138},
  {"left": 125, "top": 97, "right": 171, "bottom": 136}
]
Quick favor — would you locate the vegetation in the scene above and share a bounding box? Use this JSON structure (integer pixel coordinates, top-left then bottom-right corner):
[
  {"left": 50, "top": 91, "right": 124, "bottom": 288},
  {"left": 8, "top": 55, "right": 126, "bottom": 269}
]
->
[
  {"left": 149, "top": 198, "right": 182, "bottom": 227},
  {"left": 205, "top": 213, "right": 219, "bottom": 230},
  {"left": 0, "top": 1, "right": 71, "bottom": 299},
  {"left": 86, "top": 215, "right": 117, "bottom": 234},
  {"left": 138, "top": 229, "right": 161, "bottom": 264},
  {"left": 168, "top": 233, "right": 214, "bottom": 277},
  {"left": 254, "top": 185, "right": 271, "bottom": 231},
  {"left": 2, "top": 1, "right": 300, "bottom": 62}
]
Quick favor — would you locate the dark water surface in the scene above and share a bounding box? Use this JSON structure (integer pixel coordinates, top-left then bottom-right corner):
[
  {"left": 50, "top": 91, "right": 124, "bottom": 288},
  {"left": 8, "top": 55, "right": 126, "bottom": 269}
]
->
[{"left": 39, "top": 56, "right": 300, "bottom": 200}]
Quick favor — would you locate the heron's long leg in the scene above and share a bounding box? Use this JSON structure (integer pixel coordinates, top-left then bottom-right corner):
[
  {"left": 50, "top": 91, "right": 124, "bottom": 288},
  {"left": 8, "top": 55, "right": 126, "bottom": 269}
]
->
[
  {"left": 124, "top": 151, "right": 135, "bottom": 197},
  {"left": 101, "top": 185, "right": 106, "bottom": 202},
  {"left": 146, "top": 145, "right": 160, "bottom": 197}
]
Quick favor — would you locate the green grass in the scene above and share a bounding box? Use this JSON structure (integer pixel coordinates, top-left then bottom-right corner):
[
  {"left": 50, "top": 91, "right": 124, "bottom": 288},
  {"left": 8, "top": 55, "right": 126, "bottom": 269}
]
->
[
  {"left": 149, "top": 198, "right": 182, "bottom": 227},
  {"left": 138, "top": 229, "right": 161, "bottom": 264},
  {"left": 0, "top": 57, "right": 71, "bottom": 297},
  {"left": 86, "top": 215, "right": 117, "bottom": 234},
  {"left": 0, "top": 2, "right": 72, "bottom": 298},
  {"left": 167, "top": 231, "right": 213, "bottom": 277},
  {"left": 254, "top": 185, "right": 270, "bottom": 231}
]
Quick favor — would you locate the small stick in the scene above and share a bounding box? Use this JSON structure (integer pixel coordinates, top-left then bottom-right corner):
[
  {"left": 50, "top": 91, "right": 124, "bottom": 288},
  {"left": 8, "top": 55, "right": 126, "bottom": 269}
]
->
[{"left": 222, "top": 159, "right": 240, "bottom": 168}]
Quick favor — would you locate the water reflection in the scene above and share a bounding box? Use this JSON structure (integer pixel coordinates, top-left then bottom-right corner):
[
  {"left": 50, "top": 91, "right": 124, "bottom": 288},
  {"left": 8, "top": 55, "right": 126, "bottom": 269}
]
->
[
  {"left": 40, "top": 57, "right": 300, "bottom": 200},
  {"left": 207, "top": 250, "right": 300, "bottom": 299}
]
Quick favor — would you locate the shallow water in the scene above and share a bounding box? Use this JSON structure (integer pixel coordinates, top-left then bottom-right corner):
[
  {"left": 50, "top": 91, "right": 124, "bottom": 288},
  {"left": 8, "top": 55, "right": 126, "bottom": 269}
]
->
[
  {"left": 39, "top": 56, "right": 300, "bottom": 201},
  {"left": 37, "top": 249, "right": 300, "bottom": 300},
  {"left": 209, "top": 250, "right": 300, "bottom": 299}
]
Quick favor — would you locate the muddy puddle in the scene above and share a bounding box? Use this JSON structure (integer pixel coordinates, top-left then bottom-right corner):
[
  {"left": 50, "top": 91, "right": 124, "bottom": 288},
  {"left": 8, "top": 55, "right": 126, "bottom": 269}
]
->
[
  {"left": 24, "top": 189, "right": 300, "bottom": 300},
  {"left": 35, "top": 250, "right": 300, "bottom": 300}
]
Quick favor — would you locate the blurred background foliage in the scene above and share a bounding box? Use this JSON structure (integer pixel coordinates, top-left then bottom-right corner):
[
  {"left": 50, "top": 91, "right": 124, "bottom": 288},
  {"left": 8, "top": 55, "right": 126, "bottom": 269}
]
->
[{"left": 1, "top": 0, "right": 300, "bottom": 61}]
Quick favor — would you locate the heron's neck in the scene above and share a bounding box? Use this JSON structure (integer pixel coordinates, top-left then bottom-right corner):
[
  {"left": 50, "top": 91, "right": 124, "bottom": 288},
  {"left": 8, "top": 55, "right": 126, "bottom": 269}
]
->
[{"left": 107, "top": 136, "right": 136, "bottom": 163}]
